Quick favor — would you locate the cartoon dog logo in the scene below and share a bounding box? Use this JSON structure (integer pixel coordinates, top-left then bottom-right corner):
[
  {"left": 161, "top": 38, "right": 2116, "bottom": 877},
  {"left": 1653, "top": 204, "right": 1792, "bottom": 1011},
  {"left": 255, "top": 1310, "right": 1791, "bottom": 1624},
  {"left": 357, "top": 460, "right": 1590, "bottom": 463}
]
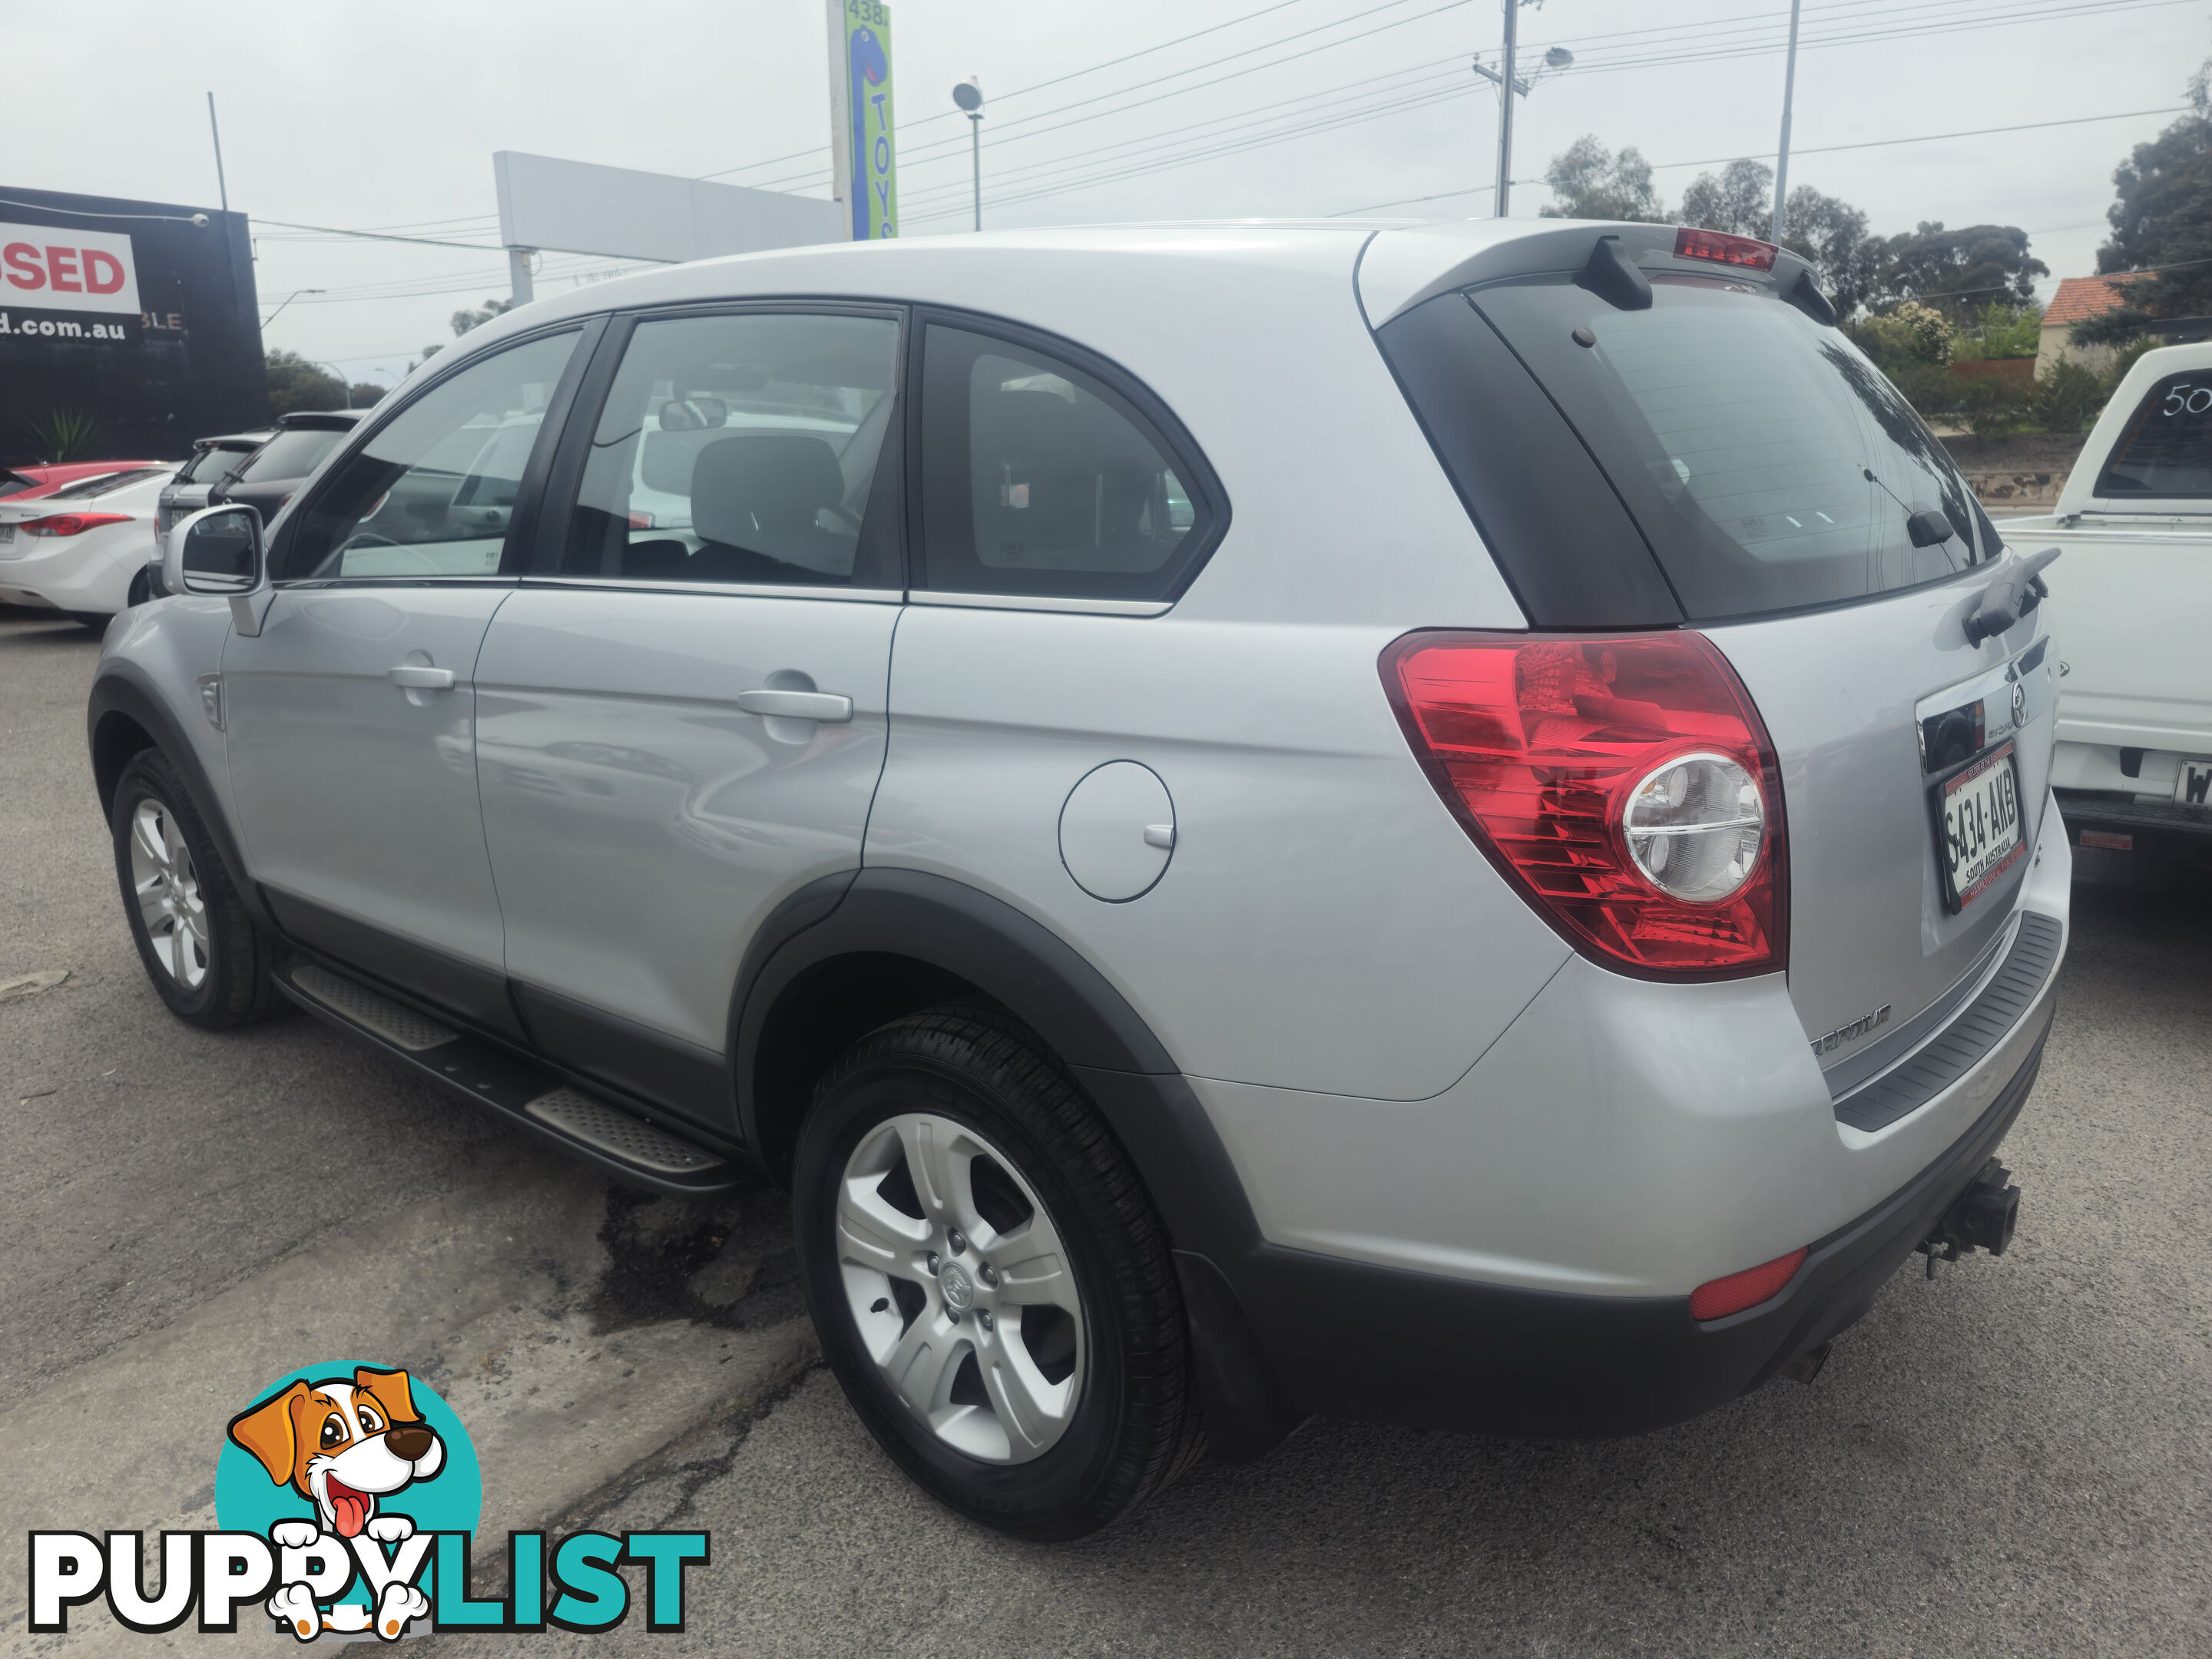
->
[{"left": 227, "top": 1366, "right": 444, "bottom": 1640}]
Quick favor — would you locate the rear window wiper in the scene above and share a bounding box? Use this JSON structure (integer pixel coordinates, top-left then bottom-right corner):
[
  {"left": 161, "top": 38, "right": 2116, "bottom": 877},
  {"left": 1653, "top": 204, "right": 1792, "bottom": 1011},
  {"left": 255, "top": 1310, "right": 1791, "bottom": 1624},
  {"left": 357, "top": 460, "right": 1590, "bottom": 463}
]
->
[{"left": 1962, "top": 547, "right": 2060, "bottom": 645}]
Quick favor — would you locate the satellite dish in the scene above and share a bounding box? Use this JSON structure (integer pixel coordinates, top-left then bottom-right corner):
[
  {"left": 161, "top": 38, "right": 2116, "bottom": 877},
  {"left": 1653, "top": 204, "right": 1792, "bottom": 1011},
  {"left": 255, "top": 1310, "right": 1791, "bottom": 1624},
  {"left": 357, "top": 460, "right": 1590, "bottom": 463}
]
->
[
  {"left": 952, "top": 78, "right": 983, "bottom": 112},
  {"left": 1544, "top": 47, "right": 1574, "bottom": 68}
]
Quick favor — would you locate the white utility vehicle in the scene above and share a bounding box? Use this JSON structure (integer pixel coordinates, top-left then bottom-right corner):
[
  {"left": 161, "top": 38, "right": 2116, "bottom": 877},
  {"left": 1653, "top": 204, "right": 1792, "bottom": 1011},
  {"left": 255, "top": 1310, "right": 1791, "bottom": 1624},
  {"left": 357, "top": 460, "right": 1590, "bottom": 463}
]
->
[{"left": 2011, "top": 340, "right": 2212, "bottom": 859}]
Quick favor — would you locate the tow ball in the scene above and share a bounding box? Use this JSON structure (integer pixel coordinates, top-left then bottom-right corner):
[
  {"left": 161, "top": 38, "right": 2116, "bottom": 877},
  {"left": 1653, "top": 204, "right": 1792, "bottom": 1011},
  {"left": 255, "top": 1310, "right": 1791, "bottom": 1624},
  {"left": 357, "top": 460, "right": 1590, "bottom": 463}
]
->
[{"left": 1919, "top": 1158, "right": 2022, "bottom": 1278}]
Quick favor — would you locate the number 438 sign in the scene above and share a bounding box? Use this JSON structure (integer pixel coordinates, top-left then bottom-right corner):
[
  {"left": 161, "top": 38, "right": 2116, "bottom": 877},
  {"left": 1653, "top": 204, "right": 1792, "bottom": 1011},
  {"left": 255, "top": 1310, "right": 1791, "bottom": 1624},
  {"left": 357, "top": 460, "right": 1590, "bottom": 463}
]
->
[{"left": 828, "top": 0, "right": 897, "bottom": 243}]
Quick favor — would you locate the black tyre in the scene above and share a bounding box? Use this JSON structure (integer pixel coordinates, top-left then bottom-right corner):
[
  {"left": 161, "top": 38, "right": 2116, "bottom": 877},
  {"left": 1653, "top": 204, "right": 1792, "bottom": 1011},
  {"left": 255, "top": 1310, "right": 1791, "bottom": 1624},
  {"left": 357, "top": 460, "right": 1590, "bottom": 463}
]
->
[
  {"left": 793, "top": 1004, "right": 1204, "bottom": 1540},
  {"left": 111, "top": 748, "right": 280, "bottom": 1028},
  {"left": 126, "top": 565, "right": 152, "bottom": 608},
  {"left": 65, "top": 611, "right": 113, "bottom": 631}
]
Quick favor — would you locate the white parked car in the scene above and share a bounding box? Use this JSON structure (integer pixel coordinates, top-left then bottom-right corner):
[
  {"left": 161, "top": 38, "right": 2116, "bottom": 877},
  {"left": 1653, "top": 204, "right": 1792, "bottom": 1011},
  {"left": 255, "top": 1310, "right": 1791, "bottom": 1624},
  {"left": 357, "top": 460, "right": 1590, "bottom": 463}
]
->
[
  {"left": 0, "top": 465, "right": 168, "bottom": 626},
  {"left": 2004, "top": 340, "right": 2212, "bottom": 860}
]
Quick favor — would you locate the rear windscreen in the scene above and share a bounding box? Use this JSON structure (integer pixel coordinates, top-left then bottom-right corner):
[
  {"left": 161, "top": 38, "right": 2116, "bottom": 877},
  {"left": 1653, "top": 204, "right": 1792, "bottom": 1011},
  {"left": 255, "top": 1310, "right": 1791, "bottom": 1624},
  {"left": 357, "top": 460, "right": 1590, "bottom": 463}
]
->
[
  {"left": 236, "top": 427, "right": 346, "bottom": 483},
  {"left": 1380, "top": 271, "right": 1995, "bottom": 624},
  {"left": 2094, "top": 371, "right": 2212, "bottom": 497}
]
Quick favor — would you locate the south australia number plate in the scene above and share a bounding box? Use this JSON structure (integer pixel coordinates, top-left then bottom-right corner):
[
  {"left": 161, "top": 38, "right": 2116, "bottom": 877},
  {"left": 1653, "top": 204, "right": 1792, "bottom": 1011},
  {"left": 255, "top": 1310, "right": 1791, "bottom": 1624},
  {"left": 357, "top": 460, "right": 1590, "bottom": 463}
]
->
[{"left": 1940, "top": 741, "right": 2025, "bottom": 912}]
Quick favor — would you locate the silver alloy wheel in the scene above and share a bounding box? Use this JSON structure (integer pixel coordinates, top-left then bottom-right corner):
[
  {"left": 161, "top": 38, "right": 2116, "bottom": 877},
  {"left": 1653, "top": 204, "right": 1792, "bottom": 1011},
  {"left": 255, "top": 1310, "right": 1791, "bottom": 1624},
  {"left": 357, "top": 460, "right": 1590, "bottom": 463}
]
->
[
  {"left": 128, "top": 799, "right": 210, "bottom": 990},
  {"left": 835, "top": 1112, "right": 1085, "bottom": 1464}
]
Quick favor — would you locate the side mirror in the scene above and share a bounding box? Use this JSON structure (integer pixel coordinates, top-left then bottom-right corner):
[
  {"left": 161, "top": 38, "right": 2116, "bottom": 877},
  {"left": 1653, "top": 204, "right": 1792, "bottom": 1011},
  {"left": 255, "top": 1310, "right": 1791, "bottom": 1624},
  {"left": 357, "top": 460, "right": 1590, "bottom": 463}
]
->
[{"left": 166, "top": 505, "right": 264, "bottom": 597}]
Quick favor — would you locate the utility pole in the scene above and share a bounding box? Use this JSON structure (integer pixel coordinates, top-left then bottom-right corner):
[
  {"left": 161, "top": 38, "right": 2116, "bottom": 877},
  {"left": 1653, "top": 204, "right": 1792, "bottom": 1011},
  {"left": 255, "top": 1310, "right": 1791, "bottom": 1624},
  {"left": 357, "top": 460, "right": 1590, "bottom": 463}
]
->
[
  {"left": 1771, "top": 0, "right": 1802, "bottom": 242},
  {"left": 1495, "top": 0, "right": 1518, "bottom": 217},
  {"left": 508, "top": 247, "right": 535, "bottom": 307},
  {"left": 954, "top": 78, "right": 984, "bottom": 231},
  {"left": 207, "top": 93, "right": 230, "bottom": 212}
]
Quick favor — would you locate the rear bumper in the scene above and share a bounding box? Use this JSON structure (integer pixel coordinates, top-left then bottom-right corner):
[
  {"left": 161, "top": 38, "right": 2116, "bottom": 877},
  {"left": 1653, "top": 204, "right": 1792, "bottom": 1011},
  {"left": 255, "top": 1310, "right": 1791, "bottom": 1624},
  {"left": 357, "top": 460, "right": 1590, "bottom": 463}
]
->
[
  {"left": 2056, "top": 787, "right": 2212, "bottom": 854},
  {"left": 1206, "top": 1010, "right": 2050, "bottom": 1440}
]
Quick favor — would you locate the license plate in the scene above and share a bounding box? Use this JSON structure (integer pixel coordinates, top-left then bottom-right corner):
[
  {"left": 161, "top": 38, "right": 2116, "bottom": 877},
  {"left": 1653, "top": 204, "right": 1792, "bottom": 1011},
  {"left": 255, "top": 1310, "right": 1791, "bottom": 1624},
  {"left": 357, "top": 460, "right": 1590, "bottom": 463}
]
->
[
  {"left": 0, "top": 523, "right": 12, "bottom": 544},
  {"left": 1939, "top": 741, "right": 2025, "bottom": 912},
  {"left": 2180, "top": 757, "right": 2212, "bottom": 809}
]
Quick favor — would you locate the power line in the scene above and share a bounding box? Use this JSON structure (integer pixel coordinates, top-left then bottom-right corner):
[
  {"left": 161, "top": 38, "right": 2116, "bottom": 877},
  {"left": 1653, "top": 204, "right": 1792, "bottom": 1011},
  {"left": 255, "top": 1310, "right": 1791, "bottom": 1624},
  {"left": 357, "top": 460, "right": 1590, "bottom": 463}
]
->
[
  {"left": 699, "top": 0, "right": 1339, "bottom": 179},
  {"left": 1330, "top": 104, "right": 2191, "bottom": 216},
  {"left": 249, "top": 217, "right": 508, "bottom": 252},
  {"left": 743, "top": 0, "right": 1475, "bottom": 192},
  {"left": 912, "top": 0, "right": 2190, "bottom": 221}
]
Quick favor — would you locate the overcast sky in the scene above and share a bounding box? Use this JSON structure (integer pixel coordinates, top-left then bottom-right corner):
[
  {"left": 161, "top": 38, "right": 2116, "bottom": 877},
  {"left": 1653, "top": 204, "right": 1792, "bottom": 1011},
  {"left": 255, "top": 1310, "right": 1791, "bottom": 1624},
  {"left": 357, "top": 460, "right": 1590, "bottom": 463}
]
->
[{"left": 12, "top": 0, "right": 2200, "bottom": 390}]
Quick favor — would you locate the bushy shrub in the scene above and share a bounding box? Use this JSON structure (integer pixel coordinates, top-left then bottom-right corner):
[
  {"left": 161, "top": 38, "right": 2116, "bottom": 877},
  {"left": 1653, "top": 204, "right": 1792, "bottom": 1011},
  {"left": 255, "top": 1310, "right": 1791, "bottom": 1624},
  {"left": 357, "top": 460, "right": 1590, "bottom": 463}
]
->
[
  {"left": 1856, "top": 301, "right": 1958, "bottom": 369},
  {"left": 2032, "top": 361, "right": 2105, "bottom": 431}
]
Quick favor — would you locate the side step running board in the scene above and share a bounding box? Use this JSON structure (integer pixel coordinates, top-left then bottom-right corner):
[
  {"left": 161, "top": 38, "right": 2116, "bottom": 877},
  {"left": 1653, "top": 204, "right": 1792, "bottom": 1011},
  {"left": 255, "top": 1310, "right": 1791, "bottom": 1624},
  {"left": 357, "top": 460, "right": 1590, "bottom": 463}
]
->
[{"left": 277, "top": 961, "right": 742, "bottom": 1194}]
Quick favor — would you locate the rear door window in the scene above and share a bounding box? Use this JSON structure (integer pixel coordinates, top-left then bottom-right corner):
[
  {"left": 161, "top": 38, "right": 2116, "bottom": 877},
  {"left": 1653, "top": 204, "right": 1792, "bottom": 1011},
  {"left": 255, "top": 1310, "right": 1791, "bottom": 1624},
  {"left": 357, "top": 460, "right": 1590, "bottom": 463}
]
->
[
  {"left": 2094, "top": 371, "right": 2212, "bottom": 498},
  {"left": 1379, "top": 273, "right": 1997, "bottom": 624},
  {"left": 916, "top": 321, "right": 1221, "bottom": 602}
]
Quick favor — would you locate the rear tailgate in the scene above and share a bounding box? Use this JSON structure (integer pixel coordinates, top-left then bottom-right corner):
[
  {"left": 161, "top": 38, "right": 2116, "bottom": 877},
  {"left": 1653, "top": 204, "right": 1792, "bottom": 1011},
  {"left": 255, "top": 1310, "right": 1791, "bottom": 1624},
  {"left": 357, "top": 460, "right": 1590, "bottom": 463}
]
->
[
  {"left": 1707, "top": 590, "right": 2054, "bottom": 1091},
  {"left": 1369, "top": 223, "right": 2058, "bottom": 1088}
]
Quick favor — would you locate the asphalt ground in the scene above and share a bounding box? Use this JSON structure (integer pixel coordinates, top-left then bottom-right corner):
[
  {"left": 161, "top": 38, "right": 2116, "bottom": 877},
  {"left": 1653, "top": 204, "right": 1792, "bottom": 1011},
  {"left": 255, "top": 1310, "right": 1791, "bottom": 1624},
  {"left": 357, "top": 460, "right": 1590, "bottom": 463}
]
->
[{"left": 3, "top": 604, "right": 2207, "bottom": 1657}]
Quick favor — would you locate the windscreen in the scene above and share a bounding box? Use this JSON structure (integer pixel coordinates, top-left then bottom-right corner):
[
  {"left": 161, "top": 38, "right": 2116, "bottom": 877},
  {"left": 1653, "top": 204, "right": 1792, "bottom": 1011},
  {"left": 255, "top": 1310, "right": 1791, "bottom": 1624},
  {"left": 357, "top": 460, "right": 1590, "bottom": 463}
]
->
[
  {"left": 1458, "top": 273, "right": 1992, "bottom": 621},
  {"left": 235, "top": 427, "right": 346, "bottom": 483},
  {"left": 182, "top": 445, "right": 250, "bottom": 484}
]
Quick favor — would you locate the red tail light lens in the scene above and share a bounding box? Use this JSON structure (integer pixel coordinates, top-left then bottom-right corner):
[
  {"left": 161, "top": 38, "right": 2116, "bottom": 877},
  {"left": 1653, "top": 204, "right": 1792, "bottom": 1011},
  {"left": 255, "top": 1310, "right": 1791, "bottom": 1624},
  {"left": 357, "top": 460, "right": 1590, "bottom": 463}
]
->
[
  {"left": 21, "top": 512, "right": 134, "bottom": 537},
  {"left": 1674, "top": 227, "right": 1778, "bottom": 272},
  {"left": 1382, "top": 631, "right": 1787, "bottom": 979},
  {"left": 1689, "top": 1246, "right": 1806, "bottom": 1320}
]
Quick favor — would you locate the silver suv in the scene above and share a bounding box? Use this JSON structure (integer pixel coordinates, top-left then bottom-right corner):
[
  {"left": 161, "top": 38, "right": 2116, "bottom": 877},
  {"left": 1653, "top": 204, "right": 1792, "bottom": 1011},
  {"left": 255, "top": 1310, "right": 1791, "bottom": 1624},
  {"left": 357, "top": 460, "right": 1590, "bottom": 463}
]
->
[{"left": 91, "top": 220, "right": 2068, "bottom": 1540}]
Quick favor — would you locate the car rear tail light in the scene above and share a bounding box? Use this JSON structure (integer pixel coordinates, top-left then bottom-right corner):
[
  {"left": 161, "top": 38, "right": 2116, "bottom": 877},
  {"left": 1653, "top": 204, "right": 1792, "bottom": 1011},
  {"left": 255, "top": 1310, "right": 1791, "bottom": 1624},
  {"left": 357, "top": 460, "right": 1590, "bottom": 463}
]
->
[
  {"left": 20, "top": 512, "right": 134, "bottom": 537},
  {"left": 1689, "top": 1247, "right": 1806, "bottom": 1320},
  {"left": 1382, "top": 631, "right": 1787, "bottom": 979},
  {"left": 1674, "top": 227, "right": 1778, "bottom": 272}
]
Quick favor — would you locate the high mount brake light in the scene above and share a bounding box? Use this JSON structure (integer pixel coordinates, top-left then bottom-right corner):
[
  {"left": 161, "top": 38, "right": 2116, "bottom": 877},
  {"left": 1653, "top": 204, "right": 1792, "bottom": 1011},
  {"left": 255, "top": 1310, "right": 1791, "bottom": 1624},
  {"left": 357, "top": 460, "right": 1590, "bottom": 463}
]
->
[
  {"left": 1382, "top": 631, "right": 1787, "bottom": 979},
  {"left": 1674, "top": 227, "right": 1779, "bottom": 272},
  {"left": 20, "top": 512, "right": 134, "bottom": 537}
]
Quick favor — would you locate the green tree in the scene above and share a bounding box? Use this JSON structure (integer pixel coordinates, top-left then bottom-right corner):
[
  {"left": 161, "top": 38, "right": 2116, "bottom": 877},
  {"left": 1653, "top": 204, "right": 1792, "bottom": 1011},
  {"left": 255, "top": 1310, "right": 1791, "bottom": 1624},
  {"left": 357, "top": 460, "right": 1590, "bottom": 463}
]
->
[
  {"left": 2076, "top": 57, "right": 2212, "bottom": 344},
  {"left": 1952, "top": 300, "right": 2044, "bottom": 360},
  {"left": 1676, "top": 159, "right": 1879, "bottom": 318},
  {"left": 266, "top": 349, "right": 344, "bottom": 417},
  {"left": 450, "top": 296, "right": 513, "bottom": 337},
  {"left": 1539, "top": 136, "right": 1667, "bottom": 222},
  {"left": 1873, "top": 223, "right": 2047, "bottom": 320},
  {"left": 348, "top": 382, "right": 389, "bottom": 407},
  {"left": 1681, "top": 158, "right": 1771, "bottom": 236},
  {"left": 2031, "top": 359, "right": 2105, "bottom": 431}
]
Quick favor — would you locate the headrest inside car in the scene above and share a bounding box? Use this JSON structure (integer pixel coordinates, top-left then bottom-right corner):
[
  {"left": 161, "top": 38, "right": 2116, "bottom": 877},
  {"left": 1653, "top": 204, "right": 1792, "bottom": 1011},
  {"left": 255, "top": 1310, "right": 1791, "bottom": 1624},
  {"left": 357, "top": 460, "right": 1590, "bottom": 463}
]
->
[
  {"left": 657, "top": 397, "right": 727, "bottom": 432},
  {"left": 691, "top": 435, "right": 847, "bottom": 557}
]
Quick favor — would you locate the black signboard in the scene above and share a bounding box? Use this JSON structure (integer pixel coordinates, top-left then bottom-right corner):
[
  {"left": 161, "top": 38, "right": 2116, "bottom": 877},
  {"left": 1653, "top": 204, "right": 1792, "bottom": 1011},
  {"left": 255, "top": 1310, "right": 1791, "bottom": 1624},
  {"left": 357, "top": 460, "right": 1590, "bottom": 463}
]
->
[{"left": 0, "top": 184, "right": 270, "bottom": 465}]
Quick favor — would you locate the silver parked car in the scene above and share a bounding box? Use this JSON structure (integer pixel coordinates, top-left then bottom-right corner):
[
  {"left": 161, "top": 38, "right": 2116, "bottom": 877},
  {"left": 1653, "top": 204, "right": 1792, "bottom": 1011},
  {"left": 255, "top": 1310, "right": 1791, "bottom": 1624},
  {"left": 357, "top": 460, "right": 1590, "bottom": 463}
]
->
[
  {"left": 91, "top": 220, "right": 2068, "bottom": 1540},
  {"left": 155, "top": 429, "right": 273, "bottom": 541}
]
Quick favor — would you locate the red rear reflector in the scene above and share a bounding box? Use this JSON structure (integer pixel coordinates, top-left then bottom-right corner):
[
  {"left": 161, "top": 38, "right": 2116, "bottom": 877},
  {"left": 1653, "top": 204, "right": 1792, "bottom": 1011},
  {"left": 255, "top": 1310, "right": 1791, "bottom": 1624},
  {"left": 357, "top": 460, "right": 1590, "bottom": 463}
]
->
[
  {"left": 20, "top": 512, "right": 134, "bottom": 537},
  {"left": 2078, "top": 830, "right": 2132, "bottom": 851},
  {"left": 1382, "top": 631, "right": 1787, "bottom": 979},
  {"left": 1674, "top": 227, "right": 1778, "bottom": 272},
  {"left": 1690, "top": 1247, "right": 1806, "bottom": 1320}
]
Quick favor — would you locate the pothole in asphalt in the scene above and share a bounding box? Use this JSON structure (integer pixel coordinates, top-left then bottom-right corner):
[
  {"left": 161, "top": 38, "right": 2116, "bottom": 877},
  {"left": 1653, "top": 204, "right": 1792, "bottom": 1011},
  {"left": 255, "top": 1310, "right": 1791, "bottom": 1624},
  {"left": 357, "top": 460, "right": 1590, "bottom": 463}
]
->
[{"left": 591, "top": 1181, "right": 804, "bottom": 1336}]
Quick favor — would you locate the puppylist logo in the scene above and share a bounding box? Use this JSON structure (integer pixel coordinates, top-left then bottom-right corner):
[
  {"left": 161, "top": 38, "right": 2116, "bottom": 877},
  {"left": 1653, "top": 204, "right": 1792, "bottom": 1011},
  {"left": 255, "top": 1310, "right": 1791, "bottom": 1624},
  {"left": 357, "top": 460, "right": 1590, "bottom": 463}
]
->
[{"left": 29, "top": 1361, "right": 707, "bottom": 1639}]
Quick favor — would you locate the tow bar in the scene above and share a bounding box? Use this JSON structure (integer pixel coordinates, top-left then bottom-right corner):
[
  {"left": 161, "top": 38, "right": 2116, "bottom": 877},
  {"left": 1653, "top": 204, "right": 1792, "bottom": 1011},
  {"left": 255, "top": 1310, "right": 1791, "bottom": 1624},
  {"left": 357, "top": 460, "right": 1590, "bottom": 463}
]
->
[{"left": 1919, "top": 1157, "right": 2022, "bottom": 1277}]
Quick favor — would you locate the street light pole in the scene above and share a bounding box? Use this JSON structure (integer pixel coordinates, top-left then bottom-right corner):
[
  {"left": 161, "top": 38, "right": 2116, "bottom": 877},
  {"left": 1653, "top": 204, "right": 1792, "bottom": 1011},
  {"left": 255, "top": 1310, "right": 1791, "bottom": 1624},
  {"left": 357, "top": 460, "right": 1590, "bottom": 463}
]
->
[
  {"left": 1494, "top": 0, "right": 1518, "bottom": 217},
  {"left": 953, "top": 78, "right": 985, "bottom": 231},
  {"left": 1771, "top": 0, "right": 1802, "bottom": 242}
]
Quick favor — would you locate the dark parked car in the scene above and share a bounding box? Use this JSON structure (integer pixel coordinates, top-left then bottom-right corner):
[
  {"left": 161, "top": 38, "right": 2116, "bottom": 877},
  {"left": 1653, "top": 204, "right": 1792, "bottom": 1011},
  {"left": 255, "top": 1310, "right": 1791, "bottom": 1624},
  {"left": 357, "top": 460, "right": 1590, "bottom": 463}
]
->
[{"left": 208, "top": 411, "right": 361, "bottom": 525}]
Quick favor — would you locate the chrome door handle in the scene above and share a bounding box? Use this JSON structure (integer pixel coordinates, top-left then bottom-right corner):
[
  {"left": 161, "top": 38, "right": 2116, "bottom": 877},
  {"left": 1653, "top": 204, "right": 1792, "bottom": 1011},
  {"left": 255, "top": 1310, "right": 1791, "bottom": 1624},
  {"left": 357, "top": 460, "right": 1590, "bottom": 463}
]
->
[
  {"left": 388, "top": 664, "right": 456, "bottom": 690},
  {"left": 735, "top": 688, "right": 853, "bottom": 723}
]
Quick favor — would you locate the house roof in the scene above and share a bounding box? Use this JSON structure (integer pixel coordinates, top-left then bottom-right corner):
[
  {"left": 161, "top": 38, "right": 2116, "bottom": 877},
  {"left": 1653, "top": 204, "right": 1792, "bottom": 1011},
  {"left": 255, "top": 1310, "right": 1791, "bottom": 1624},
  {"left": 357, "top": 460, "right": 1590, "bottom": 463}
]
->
[{"left": 2044, "top": 272, "right": 2147, "bottom": 326}]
